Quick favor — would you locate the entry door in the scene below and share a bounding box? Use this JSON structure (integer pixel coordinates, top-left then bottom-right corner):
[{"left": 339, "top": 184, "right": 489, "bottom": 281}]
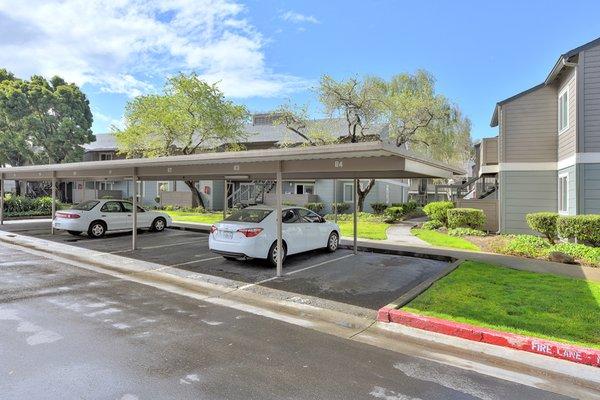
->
[{"left": 100, "top": 201, "right": 127, "bottom": 231}]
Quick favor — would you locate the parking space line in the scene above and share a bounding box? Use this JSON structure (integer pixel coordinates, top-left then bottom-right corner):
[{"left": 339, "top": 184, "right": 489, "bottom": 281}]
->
[
  {"left": 168, "top": 256, "right": 222, "bottom": 267},
  {"left": 238, "top": 253, "right": 355, "bottom": 290},
  {"left": 109, "top": 239, "right": 207, "bottom": 253}
]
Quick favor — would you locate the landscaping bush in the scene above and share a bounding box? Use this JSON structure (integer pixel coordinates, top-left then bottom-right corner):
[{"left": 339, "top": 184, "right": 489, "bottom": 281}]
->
[
  {"left": 2, "top": 195, "right": 60, "bottom": 216},
  {"left": 526, "top": 212, "right": 558, "bottom": 243},
  {"left": 448, "top": 227, "right": 486, "bottom": 237},
  {"left": 305, "top": 202, "right": 324, "bottom": 215},
  {"left": 557, "top": 215, "right": 600, "bottom": 246},
  {"left": 552, "top": 242, "right": 600, "bottom": 267},
  {"left": 370, "top": 202, "right": 388, "bottom": 215},
  {"left": 497, "top": 235, "right": 551, "bottom": 259},
  {"left": 421, "top": 220, "right": 443, "bottom": 230},
  {"left": 332, "top": 202, "right": 350, "bottom": 214},
  {"left": 383, "top": 201, "right": 419, "bottom": 223},
  {"left": 447, "top": 208, "right": 485, "bottom": 230},
  {"left": 422, "top": 201, "right": 454, "bottom": 225}
]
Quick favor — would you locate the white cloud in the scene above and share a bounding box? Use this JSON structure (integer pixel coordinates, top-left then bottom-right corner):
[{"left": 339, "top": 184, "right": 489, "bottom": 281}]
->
[
  {"left": 281, "top": 11, "right": 320, "bottom": 24},
  {"left": 0, "top": 0, "right": 309, "bottom": 98}
]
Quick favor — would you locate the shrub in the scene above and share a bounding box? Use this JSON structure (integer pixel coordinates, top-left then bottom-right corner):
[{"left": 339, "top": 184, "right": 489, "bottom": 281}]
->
[
  {"left": 498, "top": 235, "right": 551, "bottom": 259},
  {"left": 447, "top": 208, "right": 485, "bottom": 230},
  {"left": 526, "top": 212, "right": 558, "bottom": 244},
  {"left": 448, "top": 227, "right": 486, "bottom": 237},
  {"left": 421, "top": 220, "right": 443, "bottom": 230},
  {"left": 332, "top": 202, "right": 350, "bottom": 214},
  {"left": 423, "top": 201, "right": 454, "bottom": 225},
  {"left": 305, "top": 202, "right": 324, "bottom": 214},
  {"left": 370, "top": 202, "right": 388, "bottom": 215},
  {"left": 557, "top": 215, "right": 600, "bottom": 246},
  {"left": 382, "top": 201, "right": 419, "bottom": 223},
  {"left": 2, "top": 195, "right": 60, "bottom": 215},
  {"left": 552, "top": 243, "right": 600, "bottom": 267},
  {"left": 164, "top": 205, "right": 175, "bottom": 211}
]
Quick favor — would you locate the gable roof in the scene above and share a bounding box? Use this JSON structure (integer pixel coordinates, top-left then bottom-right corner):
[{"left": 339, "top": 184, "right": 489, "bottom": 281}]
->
[{"left": 490, "top": 36, "right": 600, "bottom": 127}]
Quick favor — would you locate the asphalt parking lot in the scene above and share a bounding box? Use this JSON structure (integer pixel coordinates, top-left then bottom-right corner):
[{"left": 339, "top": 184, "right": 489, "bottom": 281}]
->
[{"left": 0, "top": 220, "right": 448, "bottom": 311}]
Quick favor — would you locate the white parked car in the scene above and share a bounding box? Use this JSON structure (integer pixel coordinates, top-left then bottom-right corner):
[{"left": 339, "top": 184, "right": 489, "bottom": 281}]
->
[
  {"left": 52, "top": 199, "right": 172, "bottom": 238},
  {"left": 209, "top": 206, "right": 340, "bottom": 266}
]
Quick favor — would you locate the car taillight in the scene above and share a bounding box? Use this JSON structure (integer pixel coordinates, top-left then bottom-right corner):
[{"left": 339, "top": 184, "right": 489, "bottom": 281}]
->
[
  {"left": 210, "top": 225, "right": 217, "bottom": 234},
  {"left": 237, "top": 228, "right": 263, "bottom": 238},
  {"left": 56, "top": 212, "right": 80, "bottom": 219}
]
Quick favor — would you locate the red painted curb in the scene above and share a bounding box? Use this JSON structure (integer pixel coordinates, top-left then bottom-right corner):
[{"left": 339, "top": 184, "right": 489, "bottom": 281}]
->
[{"left": 380, "top": 308, "right": 600, "bottom": 368}]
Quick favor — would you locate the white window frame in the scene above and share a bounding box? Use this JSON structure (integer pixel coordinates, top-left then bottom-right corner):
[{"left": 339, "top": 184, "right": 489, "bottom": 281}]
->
[
  {"left": 558, "top": 86, "right": 569, "bottom": 134},
  {"left": 343, "top": 182, "right": 354, "bottom": 203},
  {"left": 558, "top": 173, "right": 569, "bottom": 215},
  {"left": 157, "top": 181, "right": 170, "bottom": 193},
  {"left": 97, "top": 181, "right": 114, "bottom": 191},
  {"left": 136, "top": 181, "right": 145, "bottom": 198},
  {"left": 294, "top": 183, "right": 315, "bottom": 195},
  {"left": 99, "top": 152, "right": 114, "bottom": 161}
]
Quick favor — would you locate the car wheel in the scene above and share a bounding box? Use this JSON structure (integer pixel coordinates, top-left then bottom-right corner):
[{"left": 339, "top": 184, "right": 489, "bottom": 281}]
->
[
  {"left": 326, "top": 231, "right": 339, "bottom": 252},
  {"left": 151, "top": 217, "right": 166, "bottom": 232},
  {"left": 88, "top": 221, "right": 106, "bottom": 238},
  {"left": 67, "top": 230, "right": 82, "bottom": 236},
  {"left": 267, "top": 241, "right": 287, "bottom": 267}
]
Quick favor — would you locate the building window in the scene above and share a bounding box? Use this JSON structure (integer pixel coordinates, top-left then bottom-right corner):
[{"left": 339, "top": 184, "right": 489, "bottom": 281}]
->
[
  {"left": 157, "top": 181, "right": 170, "bottom": 193},
  {"left": 99, "top": 152, "right": 113, "bottom": 161},
  {"left": 558, "top": 88, "right": 569, "bottom": 133},
  {"left": 98, "top": 181, "right": 114, "bottom": 191},
  {"left": 558, "top": 174, "right": 568, "bottom": 214},
  {"left": 343, "top": 183, "right": 354, "bottom": 203},
  {"left": 135, "top": 181, "right": 145, "bottom": 198},
  {"left": 295, "top": 183, "right": 314, "bottom": 195}
]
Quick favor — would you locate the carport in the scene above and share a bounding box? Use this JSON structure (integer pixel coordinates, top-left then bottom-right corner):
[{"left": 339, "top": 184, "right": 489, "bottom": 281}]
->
[{"left": 0, "top": 141, "right": 463, "bottom": 277}]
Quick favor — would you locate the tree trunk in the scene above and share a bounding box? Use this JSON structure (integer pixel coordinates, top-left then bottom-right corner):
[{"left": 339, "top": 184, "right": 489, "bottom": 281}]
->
[
  {"left": 356, "top": 179, "right": 376, "bottom": 212},
  {"left": 184, "top": 180, "right": 205, "bottom": 209}
]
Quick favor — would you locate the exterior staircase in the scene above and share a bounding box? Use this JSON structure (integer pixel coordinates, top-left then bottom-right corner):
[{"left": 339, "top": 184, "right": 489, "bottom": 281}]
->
[{"left": 227, "top": 180, "right": 276, "bottom": 208}]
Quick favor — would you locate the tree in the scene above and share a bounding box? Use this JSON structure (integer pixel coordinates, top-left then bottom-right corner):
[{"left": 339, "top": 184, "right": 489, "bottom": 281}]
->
[
  {"left": 114, "top": 73, "right": 249, "bottom": 207},
  {"left": 0, "top": 69, "right": 93, "bottom": 196}
]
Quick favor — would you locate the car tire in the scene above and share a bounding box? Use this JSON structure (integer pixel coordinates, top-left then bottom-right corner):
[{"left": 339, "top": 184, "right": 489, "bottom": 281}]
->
[
  {"left": 267, "top": 241, "right": 287, "bottom": 268},
  {"left": 88, "top": 221, "right": 106, "bottom": 238},
  {"left": 150, "top": 217, "right": 167, "bottom": 232},
  {"left": 326, "top": 231, "right": 339, "bottom": 252},
  {"left": 67, "top": 230, "right": 82, "bottom": 236}
]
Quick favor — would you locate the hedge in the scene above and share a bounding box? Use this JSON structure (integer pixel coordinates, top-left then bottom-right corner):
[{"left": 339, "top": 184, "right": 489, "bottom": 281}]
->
[
  {"left": 332, "top": 202, "right": 350, "bottom": 214},
  {"left": 526, "top": 212, "right": 559, "bottom": 243},
  {"left": 305, "top": 202, "right": 325, "bottom": 215},
  {"left": 383, "top": 201, "right": 418, "bottom": 223},
  {"left": 447, "top": 208, "right": 485, "bottom": 230},
  {"left": 370, "top": 202, "right": 388, "bottom": 215},
  {"left": 423, "top": 201, "right": 454, "bottom": 225},
  {"left": 447, "top": 227, "right": 486, "bottom": 237},
  {"left": 557, "top": 215, "right": 600, "bottom": 246},
  {"left": 3, "top": 195, "right": 59, "bottom": 215},
  {"left": 421, "top": 220, "right": 443, "bottom": 230}
]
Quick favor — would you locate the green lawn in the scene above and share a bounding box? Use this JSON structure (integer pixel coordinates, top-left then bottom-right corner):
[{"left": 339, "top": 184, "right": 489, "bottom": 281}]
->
[
  {"left": 165, "top": 210, "right": 390, "bottom": 240},
  {"left": 411, "top": 228, "right": 480, "bottom": 251},
  {"left": 337, "top": 220, "right": 390, "bottom": 240},
  {"left": 404, "top": 261, "right": 600, "bottom": 349},
  {"left": 164, "top": 210, "right": 223, "bottom": 224}
]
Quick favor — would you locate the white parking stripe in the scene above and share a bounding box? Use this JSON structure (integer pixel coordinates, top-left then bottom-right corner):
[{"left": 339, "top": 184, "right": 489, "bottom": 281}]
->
[
  {"left": 109, "top": 239, "right": 206, "bottom": 253},
  {"left": 238, "top": 253, "right": 355, "bottom": 290},
  {"left": 168, "top": 256, "right": 222, "bottom": 267}
]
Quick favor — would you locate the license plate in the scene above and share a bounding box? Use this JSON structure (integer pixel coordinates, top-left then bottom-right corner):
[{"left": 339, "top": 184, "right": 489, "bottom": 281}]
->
[{"left": 221, "top": 231, "right": 233, "bottom": 240}]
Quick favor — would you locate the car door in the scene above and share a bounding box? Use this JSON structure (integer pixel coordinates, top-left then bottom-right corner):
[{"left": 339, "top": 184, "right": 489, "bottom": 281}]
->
[
  {"left": 298, "top": 208, "right": 328, "bottom": 250},
  {"left": 281, "top": 209, "right": 306, "bottom": 254},
  {"left": 121, "top": 201, "right": 151, "bottom": 229},
  {"left": 99, "top": 201, "right": 127, "bottom": 231}
]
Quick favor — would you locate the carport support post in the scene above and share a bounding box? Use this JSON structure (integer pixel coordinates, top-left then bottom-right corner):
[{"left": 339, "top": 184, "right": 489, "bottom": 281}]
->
[
  {"left": 333, "top": 179, "right": 337, "bottom": 223},
  {"left": 353, "top": 178, "right": 358, "bottom": 255},
  {"left": 223, "top": 179, "right": 228, "bottom": 219},
  {"left": 0, "top": 174, "right": 4, "bottom": 226},
  {"left": 132, "top": 170, "right": 138, "bottom": 251},
  {"left": 276, "top": 166, "right": 283, "bottom": 277},
  {"left": 51, "top": 175, "right": 57, "bottom": 235}
]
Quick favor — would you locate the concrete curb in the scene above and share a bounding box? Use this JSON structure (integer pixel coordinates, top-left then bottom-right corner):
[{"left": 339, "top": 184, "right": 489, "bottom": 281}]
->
[{"left": 378, "top": 309, "right": 600, "bottom": 368}]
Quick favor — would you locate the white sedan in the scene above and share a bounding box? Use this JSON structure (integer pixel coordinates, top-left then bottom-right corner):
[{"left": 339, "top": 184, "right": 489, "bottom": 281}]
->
[
  {"left": 52, "top": 199, "right": 172, "bottom": 238},
  {"left": 209, "top": 206, "right": 340, "bottom": 266}
]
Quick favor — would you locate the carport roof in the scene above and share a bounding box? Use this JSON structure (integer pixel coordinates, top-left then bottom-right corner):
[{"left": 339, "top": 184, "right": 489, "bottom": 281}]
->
[{"left": 0, "top": 141, "right": 464, "bottom": 181}]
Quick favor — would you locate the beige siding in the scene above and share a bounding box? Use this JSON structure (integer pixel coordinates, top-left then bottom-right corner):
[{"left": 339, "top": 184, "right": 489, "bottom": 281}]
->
[
  {"left": 583, "top": 44, "right": 600, "bottom": 152},
  {"left": 557, "top": 68, "right": 577, "bottom": 160},
  {"left": 499, "top": 85, "right": 557, "bottom": 163},
  {"left": 455, "top": 199, "right": 498, "bottom": 232},
  {"left": 482, "top": 137, "right": 498, "bottom": 164}
]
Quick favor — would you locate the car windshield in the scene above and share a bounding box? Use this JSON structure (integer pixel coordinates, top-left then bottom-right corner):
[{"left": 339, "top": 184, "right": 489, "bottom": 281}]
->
[
  {"left": 71, "top": 200, "right": 100, "bottom": 211},
  {"left": 224, "top": 208, "right": 272, "bottom": 223}
]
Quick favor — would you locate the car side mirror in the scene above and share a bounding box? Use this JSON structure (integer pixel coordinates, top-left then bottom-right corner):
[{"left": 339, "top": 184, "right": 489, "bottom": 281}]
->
[{"left": 319, "top": 216, "right": 326, "bottom": 223}]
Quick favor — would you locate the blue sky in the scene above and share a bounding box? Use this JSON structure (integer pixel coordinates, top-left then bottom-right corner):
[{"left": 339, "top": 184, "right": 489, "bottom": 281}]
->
[{"left": 1, "top": 1, "right": 600, "bottom": 140}]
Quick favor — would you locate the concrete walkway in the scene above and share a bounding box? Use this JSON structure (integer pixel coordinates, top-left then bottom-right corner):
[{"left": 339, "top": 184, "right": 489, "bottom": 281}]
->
[{"left": 385, "top": 219, "right": 428, "bottom": 246}]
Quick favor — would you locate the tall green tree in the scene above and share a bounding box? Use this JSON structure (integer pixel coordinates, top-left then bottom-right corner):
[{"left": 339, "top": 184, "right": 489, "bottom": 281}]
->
[{"left": 114, "top": 73, "right": 249, "bottom": 207}]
